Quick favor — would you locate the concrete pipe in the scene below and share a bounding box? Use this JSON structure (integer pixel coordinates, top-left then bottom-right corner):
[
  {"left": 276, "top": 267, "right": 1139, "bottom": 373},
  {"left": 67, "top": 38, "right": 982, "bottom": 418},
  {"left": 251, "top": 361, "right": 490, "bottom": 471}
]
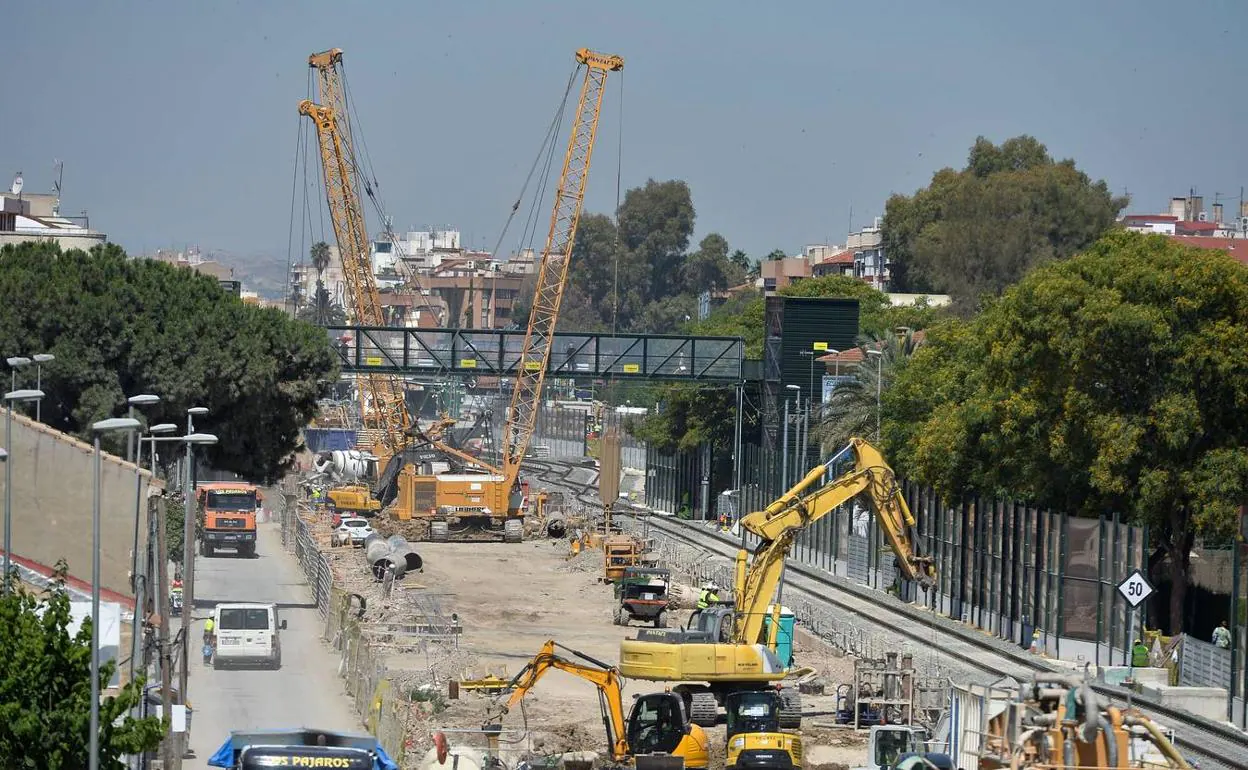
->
[
  {"left": 365, "top": 539, "right": 405, "bottom": 581},
  {"left": 397, "top": 548, "right": 423, "bottom": 572},
  {"left": 546, "top": 517, "right": 567, "bottom": 538}
]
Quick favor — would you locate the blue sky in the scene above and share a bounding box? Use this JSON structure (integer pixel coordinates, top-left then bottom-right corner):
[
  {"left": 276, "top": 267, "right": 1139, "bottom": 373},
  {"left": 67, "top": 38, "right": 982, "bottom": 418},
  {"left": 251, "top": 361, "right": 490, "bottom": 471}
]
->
[{"left": 4, "top": 1, "right": 1246, "bottom": 266}]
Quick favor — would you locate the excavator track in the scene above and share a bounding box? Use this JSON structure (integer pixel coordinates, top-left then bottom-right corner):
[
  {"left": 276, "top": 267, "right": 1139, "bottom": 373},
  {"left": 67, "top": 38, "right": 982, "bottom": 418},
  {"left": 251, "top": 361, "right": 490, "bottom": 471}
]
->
[
  {"left": 503, "top": 518, "right": 524, "bottom": 543},
  {"left": 778, "top": 687, "right": 802, "bottom": 729},
  {"left": 688, "top": 692, "right": 720, "bottom": 727}
]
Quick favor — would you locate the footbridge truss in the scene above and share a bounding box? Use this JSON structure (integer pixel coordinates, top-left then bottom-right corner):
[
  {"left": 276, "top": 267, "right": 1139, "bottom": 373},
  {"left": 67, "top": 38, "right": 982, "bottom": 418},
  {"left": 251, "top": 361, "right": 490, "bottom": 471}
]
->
[{"left": 326, "top": 325, "right": 746, "bottom": 383}]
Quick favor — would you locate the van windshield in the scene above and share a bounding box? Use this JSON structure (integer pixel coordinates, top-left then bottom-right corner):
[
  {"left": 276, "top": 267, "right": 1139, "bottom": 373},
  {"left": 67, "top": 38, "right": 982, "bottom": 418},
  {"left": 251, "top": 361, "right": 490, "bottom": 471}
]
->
[{"left": 219, "top": 608, "right": 271, "bottom": 630}]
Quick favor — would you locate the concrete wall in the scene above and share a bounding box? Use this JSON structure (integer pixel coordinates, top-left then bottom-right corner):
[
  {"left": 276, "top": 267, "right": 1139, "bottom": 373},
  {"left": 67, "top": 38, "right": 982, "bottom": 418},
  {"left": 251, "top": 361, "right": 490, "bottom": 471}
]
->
[{"left": 3, "top": 408, "right": 156, "bottom": 596}]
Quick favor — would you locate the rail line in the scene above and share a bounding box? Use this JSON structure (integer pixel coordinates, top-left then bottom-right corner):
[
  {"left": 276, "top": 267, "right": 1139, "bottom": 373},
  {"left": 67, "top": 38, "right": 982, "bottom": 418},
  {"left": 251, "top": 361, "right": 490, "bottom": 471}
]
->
[{"left": 522, "top": 457, "right": 1248, "bottom": 770}]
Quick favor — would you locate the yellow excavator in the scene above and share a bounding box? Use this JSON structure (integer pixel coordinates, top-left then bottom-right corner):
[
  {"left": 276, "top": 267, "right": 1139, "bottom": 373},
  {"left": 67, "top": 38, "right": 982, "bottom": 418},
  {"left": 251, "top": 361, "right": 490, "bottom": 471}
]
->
[
  {"left": 618, "top": 437, "right": 937, "bottom": 730},
  {"left": 487, "top": 640, "right": 710, "bottom": 769}
]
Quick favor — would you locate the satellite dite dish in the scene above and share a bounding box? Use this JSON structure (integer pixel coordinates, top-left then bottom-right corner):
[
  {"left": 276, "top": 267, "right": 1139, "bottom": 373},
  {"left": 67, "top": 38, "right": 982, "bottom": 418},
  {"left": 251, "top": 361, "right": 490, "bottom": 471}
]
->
[{"left": 10, "top": 172, "right": 23, "bottom": 196}]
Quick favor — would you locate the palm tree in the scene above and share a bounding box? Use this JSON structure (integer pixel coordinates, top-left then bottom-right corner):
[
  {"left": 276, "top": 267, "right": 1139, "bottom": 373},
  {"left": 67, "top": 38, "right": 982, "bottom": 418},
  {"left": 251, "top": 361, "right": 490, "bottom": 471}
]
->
[
  {"left": 310, "top": 241, "right": 332, "bottom": 276},
  {"left": 813, "top": 330, "right": 921, "bottom": 451},
  {"left": 309, "top": 242, "right": 332, "bottom": 325}
]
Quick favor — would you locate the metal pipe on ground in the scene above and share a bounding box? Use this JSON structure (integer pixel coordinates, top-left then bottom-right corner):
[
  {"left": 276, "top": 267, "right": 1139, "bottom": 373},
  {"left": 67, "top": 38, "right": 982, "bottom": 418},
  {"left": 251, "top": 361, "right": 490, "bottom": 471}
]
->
[
  {"left": 365, "top": 538, "right": 405, "bottom": 581},
  {"left": 546, "top": 517, "right": 567, "bottom": 538},
  {"left": 386, "top": 534, "right": 423, "bottom": 572}
]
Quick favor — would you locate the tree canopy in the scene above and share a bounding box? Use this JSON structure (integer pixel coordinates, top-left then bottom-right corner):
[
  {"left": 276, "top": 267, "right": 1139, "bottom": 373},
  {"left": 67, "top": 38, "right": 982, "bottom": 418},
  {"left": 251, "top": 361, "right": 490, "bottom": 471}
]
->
[
  {"left": 883, "top": 231, "right": 1248, "bottom": 632},
  {"left": 883, "top": 135, "right": 1127, "bottom": 307},
  {"left": 560, "top": 179, "right": 748, "bottom": 333},
  {"left": 0, "top": 242, "right": 338, "bottom": 483},
  {"left": 0, "top": 564, "right": 164, "bottom": 767}
]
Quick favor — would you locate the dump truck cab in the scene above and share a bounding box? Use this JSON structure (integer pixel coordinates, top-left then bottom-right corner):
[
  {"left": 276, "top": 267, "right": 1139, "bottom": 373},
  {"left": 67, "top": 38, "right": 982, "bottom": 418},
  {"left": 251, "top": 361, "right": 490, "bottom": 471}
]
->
[{"left": 197, "top": 483, "right": 261, "bottom": 558}]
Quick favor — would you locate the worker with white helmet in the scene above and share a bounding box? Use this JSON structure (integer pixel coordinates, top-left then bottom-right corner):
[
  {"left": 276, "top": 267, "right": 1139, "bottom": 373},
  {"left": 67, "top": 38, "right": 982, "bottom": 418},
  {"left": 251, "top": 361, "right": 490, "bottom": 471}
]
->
[{"left": 697, "top": 581, "right": 720, "bottom": 609}]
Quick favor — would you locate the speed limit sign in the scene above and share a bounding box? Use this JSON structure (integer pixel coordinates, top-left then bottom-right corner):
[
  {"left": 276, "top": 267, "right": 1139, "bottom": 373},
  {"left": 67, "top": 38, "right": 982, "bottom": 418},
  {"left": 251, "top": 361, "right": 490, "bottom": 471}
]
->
[{"left": 1117, "top": 569, "right": 1155, "bottom": 608}]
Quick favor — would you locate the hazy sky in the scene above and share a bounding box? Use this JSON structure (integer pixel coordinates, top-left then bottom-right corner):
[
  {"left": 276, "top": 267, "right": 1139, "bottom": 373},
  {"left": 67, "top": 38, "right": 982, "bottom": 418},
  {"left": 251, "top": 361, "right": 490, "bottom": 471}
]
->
[{"left": 5, "top": 1, "right": 1247, "bottom": 268}]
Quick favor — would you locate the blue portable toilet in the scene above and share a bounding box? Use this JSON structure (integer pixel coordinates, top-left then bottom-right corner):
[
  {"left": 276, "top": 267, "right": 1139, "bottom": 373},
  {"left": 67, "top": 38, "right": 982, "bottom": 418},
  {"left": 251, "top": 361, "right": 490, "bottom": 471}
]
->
[{"left": 762, "top": 604, "right": 796, "bottom": 668}]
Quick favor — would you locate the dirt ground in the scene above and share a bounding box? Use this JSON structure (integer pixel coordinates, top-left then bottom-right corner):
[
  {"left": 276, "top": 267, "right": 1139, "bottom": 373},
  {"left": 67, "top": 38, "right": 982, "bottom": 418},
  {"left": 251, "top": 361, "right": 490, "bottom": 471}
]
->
[{"left": 316, "top": 513, "right": 870, "bottom": 769}]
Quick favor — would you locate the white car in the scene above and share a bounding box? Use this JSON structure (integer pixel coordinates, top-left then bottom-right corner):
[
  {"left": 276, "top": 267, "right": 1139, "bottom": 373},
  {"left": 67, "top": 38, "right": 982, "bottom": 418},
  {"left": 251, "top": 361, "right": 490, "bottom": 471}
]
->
[{"left": 333, "top": 517, "right": 373, "bottom": 547}]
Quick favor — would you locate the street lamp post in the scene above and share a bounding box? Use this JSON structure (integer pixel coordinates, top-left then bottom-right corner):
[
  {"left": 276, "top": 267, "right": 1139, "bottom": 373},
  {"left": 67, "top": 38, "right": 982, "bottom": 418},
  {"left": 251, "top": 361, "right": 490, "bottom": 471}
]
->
[
  {"left": 128, "top": 423, "right": 176, "bottom": 705},
  {"left": 867, "top": 349, "right": 884, "bottom": 441},
  {"left": 90, "top": 417, "right": 144, "bottom": 770},
  {"left": 127, "top": 394, "right": 159, "bottom": 463},
  {"left": 3, "top": 388, "right": 44, "bottom": 591},
  {"left": 782, "top": 385, "right": 799, "bottom": 490},
  {"left": 127, "top": 396, "right": 160, "bottom": 597},
  {"left": 33, "top": 354, "right": 54, "bottom": 423},
  {"left": 6, "top": 356, "right": 31, "bottom": 393},
  {"left": 179, "top": 427, "right": 216, "bottom": 729}
]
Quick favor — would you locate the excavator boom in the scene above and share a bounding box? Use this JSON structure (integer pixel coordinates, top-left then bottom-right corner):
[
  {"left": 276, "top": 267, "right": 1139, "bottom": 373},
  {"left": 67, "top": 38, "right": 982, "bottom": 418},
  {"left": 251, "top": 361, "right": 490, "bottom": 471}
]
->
[
  {"left": 493, "top": 640, "right": 631, "bottom": 762},
  {"left": 733, "top": 437, "right": 935, "bottom": 646}
]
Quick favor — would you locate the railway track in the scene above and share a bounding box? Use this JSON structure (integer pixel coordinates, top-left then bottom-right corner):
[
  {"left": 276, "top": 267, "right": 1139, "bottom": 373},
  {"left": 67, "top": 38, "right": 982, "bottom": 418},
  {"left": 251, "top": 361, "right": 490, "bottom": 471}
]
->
[{"left": 523, "top": 457, "right": 1248, "bottom": 770}]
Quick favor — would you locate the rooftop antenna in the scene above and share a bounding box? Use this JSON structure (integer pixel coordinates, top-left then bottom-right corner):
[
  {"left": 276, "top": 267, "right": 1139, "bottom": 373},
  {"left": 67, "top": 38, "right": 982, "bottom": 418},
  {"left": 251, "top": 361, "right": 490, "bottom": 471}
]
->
[
  {"left": 52, "top": 160, "right": 63, "bottom": 215},
  {"left": 10, "top": 171, "right": 23, "bottom": 199}
]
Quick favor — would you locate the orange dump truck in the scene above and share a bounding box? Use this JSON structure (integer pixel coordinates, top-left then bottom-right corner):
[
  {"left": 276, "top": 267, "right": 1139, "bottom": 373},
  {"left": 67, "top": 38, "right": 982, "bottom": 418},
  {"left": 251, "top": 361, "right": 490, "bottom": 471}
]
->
[{"left": 197, "top": 482, "right": 263, "bottom": 557}]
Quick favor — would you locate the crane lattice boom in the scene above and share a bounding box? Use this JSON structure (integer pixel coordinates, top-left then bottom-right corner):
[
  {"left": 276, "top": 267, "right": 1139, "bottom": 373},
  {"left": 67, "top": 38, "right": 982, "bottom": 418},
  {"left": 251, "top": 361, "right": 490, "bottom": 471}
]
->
[
  {"left": 504, "top": 49, "right": 623, "bottom": 488},
  {"left": 299, "top": 49, "right": 408, "bottom": 452}
]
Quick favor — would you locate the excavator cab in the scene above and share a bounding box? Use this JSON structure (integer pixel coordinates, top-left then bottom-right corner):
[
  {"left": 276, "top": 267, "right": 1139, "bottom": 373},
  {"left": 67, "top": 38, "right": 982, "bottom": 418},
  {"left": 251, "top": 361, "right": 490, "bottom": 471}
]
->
[
  {"left": 626, "top": 692, "right": 695, "bottom": 757},
  {"left": 724, "top": 691, "right": 802, "bottom": 770},
  {"left": 725, "top": 691, "right": 782, "bottom": 737}
]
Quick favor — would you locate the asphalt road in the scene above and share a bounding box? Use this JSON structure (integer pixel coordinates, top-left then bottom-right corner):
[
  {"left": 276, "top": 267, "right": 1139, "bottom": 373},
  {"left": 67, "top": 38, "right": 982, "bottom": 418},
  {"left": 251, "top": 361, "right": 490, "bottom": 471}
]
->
[{"left": 178, "top": 521, "right": 362, "bottom": 767}]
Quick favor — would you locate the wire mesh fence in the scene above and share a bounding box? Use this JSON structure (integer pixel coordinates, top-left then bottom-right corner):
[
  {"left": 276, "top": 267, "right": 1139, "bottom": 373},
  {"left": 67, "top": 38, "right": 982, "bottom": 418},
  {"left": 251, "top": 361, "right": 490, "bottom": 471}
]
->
[{"left": 279, "top": 485, "right": 409, "bottom": 762}]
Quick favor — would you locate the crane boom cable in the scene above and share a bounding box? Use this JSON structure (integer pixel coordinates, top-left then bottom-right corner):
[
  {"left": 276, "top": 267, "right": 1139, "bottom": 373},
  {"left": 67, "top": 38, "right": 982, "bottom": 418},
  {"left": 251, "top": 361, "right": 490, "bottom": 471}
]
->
[
  {"left": 519, "top": 98, "right": 567, "bottom": 258},
  {"left": 489, "top": 68, "right": 577, "bottom": 271},
  {"left": 339, "top": 65, "right": 442, "bottom": 327},
  {"left": 612, "top": 70, "right": 624, "bottom": 335}
]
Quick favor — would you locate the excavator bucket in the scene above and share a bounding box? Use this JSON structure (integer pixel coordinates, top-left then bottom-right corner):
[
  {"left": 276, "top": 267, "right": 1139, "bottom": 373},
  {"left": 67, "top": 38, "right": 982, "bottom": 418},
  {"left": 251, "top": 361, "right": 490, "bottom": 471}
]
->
[{"left": 633, "top": 755, "right": 685, "bottom": 770}]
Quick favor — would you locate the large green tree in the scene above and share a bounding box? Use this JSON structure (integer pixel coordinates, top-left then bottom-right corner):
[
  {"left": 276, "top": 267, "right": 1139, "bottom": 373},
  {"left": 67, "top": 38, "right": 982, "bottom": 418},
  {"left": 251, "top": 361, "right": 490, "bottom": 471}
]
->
[
  {"left": 884, "top": 231, "right": 1248, "bottom": 633},
  {"left": 632, "top": 278, "right": 948, "bottom": 454},
  {"left": 0, "top": 242, "right": 338, "bottom": 483},
  {"left": 0, "top": 564, "right": 164, "bottom": 767},
  {"left": 883, "top": 135, "right": 1127, "bottom": 306}
]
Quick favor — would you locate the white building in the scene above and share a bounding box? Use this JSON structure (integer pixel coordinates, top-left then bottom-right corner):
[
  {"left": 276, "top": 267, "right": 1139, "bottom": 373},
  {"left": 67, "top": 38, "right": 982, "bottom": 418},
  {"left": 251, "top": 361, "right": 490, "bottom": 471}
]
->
[
  {"left": 847, "top": 217, "right": 889, "bottom": 289},
  {"left": 0, "top": 184, "right": 106, "bottom": 250}
]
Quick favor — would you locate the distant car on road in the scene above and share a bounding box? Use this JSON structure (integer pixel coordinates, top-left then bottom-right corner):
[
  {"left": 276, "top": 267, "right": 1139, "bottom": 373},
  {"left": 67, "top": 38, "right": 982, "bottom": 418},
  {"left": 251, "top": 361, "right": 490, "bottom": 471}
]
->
[{"left": 333, "top": 517, "right": 373, "bottom": 547}]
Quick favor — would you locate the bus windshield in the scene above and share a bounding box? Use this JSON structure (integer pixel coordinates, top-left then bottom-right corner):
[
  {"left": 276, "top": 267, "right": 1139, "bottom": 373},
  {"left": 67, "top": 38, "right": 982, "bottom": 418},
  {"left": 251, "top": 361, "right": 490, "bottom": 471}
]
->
[
  {"left": 241, "top": 746, "right": 373, "bottom": 769},
  {"left": 206, "top": 491, "right": 257, "bottom": 511}
]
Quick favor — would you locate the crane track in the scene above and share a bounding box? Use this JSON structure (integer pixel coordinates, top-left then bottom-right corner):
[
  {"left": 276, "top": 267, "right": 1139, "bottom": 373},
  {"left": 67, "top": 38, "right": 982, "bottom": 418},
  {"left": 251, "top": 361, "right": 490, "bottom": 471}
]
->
[{"left": 523, "top": 458, "right": 1248, "bottom": 770}]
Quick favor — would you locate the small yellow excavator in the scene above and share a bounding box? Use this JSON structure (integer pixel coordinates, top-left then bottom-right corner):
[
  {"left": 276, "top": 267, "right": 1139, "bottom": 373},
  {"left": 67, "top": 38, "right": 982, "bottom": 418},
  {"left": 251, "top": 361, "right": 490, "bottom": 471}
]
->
[
  {"left": 487, "top": 640, "right": 710, "bottom": 769},
  {"left": 618, "top": 437, "right": 937, "bottom": 729}
]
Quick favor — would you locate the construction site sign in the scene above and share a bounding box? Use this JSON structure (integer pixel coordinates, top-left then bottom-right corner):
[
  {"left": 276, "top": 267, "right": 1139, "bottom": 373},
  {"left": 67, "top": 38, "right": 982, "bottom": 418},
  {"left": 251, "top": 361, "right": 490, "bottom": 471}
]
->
[{"left": 599, "top": 426, "right": 622, "bottom": 505}]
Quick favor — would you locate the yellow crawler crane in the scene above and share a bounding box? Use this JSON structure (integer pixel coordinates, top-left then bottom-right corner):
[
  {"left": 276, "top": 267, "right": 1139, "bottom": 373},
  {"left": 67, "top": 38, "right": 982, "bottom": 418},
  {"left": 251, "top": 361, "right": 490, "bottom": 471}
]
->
[
  {"left": 619, "top": 437, "right": 937, "bottom": 729},
  {"left": 391, "top": 48, "right": 624, "bottom": 543}
]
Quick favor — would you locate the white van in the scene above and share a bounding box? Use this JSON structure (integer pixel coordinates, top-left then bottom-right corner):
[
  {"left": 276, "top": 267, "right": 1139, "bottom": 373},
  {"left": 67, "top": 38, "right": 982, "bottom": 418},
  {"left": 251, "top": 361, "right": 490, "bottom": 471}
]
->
[{"left": 213, "top": 602, "right": 287, "bottom": 670}]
